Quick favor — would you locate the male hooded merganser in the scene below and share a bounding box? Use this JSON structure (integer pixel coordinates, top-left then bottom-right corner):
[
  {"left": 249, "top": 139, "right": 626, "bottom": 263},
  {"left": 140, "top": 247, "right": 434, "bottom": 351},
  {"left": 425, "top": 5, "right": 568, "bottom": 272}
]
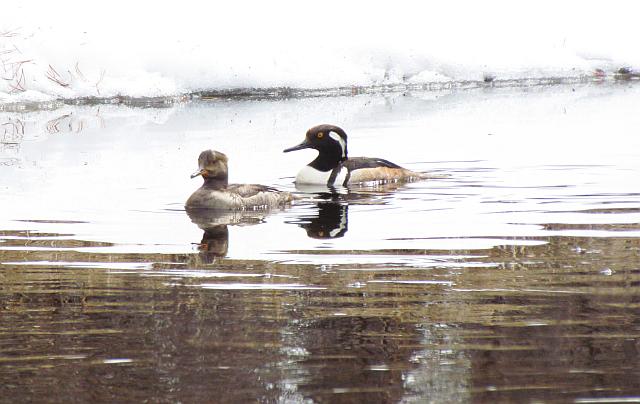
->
[
  {"left": 283, "top": 124, "right": 428, "bottom": 186},
  {"left": 186, "top": 149, "right": 294, "bottom": 210}
]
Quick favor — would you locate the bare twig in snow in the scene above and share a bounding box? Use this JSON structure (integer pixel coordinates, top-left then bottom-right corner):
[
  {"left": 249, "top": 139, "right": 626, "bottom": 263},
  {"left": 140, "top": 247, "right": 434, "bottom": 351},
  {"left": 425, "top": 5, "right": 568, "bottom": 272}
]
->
[
  {"left": 46, "top": 64, "right": 70, "bottom": 87},
  {"left": 8, "top": 67, "right": 25, "bottom": 93},
  {"left": 75, "top": 62, "right": 86, "bottom": 81},
  {"left": 0, "top": 29, "right": 19, "bottom": 38},
  {"left": 95, "top": 69, "right": 105, "bottom": 95},
  {"left": 2, "top": 59, "right": 31, "bottom": 92}
]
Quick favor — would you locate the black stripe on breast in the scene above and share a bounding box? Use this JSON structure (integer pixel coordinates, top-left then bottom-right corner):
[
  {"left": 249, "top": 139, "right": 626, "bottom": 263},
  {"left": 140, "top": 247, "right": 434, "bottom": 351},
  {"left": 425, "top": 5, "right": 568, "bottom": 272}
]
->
[{"left": 327, "top": 165, "right": 343, "bottom": 186}]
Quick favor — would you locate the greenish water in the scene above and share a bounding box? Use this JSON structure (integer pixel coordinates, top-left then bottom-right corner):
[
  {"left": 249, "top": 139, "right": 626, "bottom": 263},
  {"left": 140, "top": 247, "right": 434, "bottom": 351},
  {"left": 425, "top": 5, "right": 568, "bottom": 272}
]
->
[{"left": 1, "top": 83, "right": 640, "bottom": 402}]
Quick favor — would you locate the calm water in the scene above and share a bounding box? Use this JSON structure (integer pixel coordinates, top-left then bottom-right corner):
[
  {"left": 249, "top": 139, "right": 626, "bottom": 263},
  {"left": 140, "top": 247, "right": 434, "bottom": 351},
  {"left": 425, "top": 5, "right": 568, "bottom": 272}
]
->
[{"left": 1, "top": 83, "right": 640, "bottom": 403}]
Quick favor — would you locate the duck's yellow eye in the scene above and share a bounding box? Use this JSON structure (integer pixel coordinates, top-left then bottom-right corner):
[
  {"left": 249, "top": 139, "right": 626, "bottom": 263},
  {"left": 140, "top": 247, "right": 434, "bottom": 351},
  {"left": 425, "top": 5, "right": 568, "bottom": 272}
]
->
[{"left": 317, "top": 132, "right": 324, "bottom": 139}]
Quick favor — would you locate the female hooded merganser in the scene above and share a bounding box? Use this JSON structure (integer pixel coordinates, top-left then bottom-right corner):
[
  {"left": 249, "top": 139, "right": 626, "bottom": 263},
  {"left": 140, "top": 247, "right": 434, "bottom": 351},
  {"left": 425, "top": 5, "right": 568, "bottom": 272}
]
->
[
  {"left": 283, "top": 124, "right": 428, "bottom": 186},
  {"left": 186, "top": 149, "right": 294, "bottom": 210}
]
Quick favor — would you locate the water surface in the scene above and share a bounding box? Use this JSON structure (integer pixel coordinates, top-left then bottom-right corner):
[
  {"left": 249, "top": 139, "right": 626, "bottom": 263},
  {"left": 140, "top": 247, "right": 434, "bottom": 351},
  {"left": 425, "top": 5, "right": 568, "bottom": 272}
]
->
[{"left": 1, "top": 83, "right": 640, "bottom": 402}]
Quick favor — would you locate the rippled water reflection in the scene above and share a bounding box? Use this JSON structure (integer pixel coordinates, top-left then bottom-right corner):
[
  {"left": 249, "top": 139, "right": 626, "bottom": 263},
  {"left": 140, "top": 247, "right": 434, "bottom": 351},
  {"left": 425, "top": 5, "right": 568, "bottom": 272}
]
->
[{"left": 2, "top": 83, "right": 640, "bottom": 402}]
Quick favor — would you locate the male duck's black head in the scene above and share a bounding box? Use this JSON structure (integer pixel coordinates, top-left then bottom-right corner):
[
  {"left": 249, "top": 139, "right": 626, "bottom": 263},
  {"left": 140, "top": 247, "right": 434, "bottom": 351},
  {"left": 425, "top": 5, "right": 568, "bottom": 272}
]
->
[
  {"left": 190, "top": 149, "right": 229, "bottom": 188},
  {"left": 283, "top": 124, "right": 348, "bottom": 172}
]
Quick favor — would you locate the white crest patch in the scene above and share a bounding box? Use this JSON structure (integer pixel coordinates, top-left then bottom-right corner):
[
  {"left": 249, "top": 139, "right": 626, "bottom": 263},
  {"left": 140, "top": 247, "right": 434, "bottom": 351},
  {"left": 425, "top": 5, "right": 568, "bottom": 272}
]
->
[{"left": 329, "top": 131, "right": 346, "bottom": 158}]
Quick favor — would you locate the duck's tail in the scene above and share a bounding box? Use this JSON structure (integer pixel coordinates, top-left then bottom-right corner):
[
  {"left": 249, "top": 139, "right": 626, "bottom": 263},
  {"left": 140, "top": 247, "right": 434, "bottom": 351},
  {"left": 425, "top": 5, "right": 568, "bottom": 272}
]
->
[{"left": 405, "top": 169, "right": 449, "bottom": 181}]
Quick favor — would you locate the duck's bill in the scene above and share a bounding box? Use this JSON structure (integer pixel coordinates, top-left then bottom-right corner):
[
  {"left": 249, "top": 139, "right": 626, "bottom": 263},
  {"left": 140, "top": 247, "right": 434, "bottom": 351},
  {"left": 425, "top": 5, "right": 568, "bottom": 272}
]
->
[
  {"left": 190, "top": 169, "right": 206, "bottom": 179},
  {"left": 283, "top": 140, "right": 311, "bottom": 153}
]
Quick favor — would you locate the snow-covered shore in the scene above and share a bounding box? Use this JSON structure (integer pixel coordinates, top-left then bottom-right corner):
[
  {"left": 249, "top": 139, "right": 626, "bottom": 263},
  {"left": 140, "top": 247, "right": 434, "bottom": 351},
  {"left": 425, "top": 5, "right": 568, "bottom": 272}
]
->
[{"left": 2, "top": 1, "right": 639, "bottom": 103}]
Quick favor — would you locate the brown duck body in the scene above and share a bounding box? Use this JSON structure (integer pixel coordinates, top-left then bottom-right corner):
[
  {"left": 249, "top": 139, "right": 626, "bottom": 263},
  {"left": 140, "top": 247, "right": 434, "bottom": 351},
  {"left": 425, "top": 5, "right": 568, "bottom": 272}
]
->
[
  {"left": 186, "top": 150, "right": 294, "bottom": 210},
  {"left": 186, "top": 183, "right": 294, "bottom": 210}
]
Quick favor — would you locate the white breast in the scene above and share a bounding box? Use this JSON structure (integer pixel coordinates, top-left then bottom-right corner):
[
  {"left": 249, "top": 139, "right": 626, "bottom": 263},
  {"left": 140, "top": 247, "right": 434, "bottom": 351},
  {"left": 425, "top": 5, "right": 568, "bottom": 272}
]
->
[{"left": 295, "top": 166, "right": 347, "bottom": 186}]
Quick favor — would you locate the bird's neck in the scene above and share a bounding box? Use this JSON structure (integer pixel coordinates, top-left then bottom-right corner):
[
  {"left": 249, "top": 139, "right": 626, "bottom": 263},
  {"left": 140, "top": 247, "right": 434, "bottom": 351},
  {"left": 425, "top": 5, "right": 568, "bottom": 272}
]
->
[
  {"left": 309, "top": 149, "right": 347, "bottom": 172},
  {"left": 202, "top": 175, "right": 228, "bottom": 190}
]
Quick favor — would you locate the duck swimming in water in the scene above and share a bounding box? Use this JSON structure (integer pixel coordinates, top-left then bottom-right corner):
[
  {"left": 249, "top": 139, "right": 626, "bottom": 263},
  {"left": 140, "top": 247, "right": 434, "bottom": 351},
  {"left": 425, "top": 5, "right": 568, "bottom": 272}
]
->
[
  {"left": 186, "top": 149, "right": 294, "bottom": 210},
  {"left": 283, "top": 124, "right": 428, "bottom": 186}
]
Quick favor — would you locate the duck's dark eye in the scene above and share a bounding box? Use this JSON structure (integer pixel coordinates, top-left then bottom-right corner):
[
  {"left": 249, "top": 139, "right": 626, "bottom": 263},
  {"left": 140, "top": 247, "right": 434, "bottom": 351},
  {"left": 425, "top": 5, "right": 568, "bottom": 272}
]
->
[{"left": 317, "top": 132, "right": 324, "bottom": 139}]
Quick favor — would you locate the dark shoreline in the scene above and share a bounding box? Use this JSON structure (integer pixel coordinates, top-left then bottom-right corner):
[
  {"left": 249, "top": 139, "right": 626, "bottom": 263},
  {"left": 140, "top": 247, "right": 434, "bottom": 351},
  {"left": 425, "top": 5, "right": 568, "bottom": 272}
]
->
[{"left": 2, "top": 74, "right": 638, "bottom": 112}]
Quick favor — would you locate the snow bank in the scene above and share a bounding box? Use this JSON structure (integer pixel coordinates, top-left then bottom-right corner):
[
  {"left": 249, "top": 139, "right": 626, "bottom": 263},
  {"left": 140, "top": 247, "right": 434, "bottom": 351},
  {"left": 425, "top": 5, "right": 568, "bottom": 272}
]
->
[{"left": 2, "top": 0, "right": 638, "bottom": 102}]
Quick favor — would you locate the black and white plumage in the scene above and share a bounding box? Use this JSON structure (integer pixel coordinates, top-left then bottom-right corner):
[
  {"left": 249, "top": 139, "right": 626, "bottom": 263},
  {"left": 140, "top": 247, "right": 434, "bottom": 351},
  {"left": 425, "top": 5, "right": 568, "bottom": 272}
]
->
[
  {"left": 283, "top": 124, "right": 428, "bottom": 186},
  {"left": 186, "top": 150, "right": 295, "bottom": 210}
]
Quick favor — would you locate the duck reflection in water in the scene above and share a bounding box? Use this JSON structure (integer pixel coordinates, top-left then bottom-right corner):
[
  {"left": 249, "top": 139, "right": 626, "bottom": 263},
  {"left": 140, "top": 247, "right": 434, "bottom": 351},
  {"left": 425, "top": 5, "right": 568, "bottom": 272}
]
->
[
  {"left": 292, "top": 180, "right": 410, "bottom": 240},
  {"left": 287, "top": 188, "right": 350, "bottom": 239},
  {"left": 185, "top": 207, "right": 267, "bottom": 259},
  {"left": 297, "top": 199, "right": 349, "bottom": 239}
]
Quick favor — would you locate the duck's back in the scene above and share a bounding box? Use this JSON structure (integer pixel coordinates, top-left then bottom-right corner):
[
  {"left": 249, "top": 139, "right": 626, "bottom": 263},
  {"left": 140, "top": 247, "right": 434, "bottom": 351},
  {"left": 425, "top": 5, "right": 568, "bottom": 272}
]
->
[
  {"left": 186, "top": 184, "right": 294, "bottom": 210},
  {"left": 344, "top": 157, "right": 426, "bottom": 184},
  {"left": 229, "top": 184, "right": 295, "bottom": 208}
]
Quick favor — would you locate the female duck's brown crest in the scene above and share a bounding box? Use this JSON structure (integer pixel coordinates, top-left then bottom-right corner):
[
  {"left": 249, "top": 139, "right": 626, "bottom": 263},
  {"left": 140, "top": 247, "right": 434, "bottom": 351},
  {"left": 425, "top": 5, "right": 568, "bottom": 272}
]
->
[{"left": 191, "top": 150, "right": 229, "bottom": 179}]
